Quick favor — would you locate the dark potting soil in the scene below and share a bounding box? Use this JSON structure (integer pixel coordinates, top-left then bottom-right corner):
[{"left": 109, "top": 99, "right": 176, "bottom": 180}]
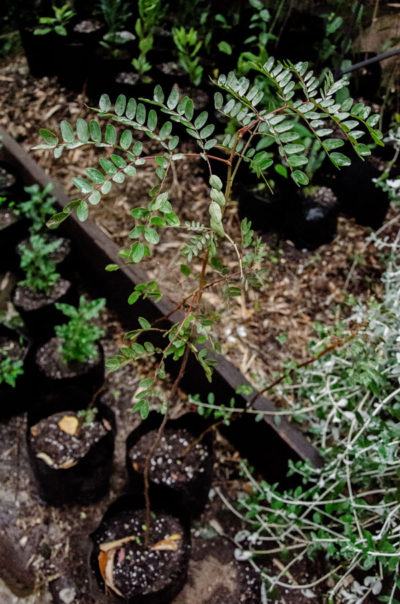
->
[
  {"left": 18, "top": 235, "right": 71, "bottom": 264},
  {"left": 29, "top": 409, "right": 109, "bottom": 469},
  {"left": 128, "top": 427, "right": 210, "bottom": 487},
  {"left": 13, "top": 278, "right": 70, "bottom": 311},
  {"left": 0, "top": 336, "right": 25, "bottom": 361},
  {"left": 0, "top": 208, "right": 18, "bottom": 229},
  {"left": 93, "top": 508, "right": 189, "bottom": 599},
  {"left": 35, "top": 337, "right": 100, "bottom": 379}
]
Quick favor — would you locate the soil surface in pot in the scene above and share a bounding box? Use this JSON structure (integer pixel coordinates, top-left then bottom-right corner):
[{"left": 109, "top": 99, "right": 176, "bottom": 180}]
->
[
  {"left": 93, "top": 508, "right": 189, "bottom": 599},
  {"left": 129, "top": 427, "right": 210, "bottom": 487},
  {"left": 13, "top": 278, "right": 70, "bottom": 311},
  {"left": 73, "top": 19, "right": 103, "bottom": 35},
  {"left": 35, "top": 337, "right": 100, "bottom": 379},
  {"left": 0, "top": 207, "right": 18, "bottom": 229},
  {"left": 29, "top": 409, "right": 109, "bottom": 469}
]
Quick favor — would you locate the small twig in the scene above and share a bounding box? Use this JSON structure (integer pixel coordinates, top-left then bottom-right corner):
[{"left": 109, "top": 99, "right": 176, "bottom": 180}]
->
[{"left": 143, "top": 345, "right": 190, "bottom": 548}]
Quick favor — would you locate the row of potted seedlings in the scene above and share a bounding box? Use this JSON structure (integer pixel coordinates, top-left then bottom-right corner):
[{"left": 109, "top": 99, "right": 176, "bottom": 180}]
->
[{"left": 0, "top": 163, "right": 215, "bottom": 601}]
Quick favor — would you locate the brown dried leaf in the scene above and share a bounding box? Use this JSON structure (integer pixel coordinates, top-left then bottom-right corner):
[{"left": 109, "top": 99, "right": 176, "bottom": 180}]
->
[
  {"left": 98, "top": 548, "right": 124, "bottom": 598},
  {"left": 151, "top": 534, "right": 182, "bottom": 551},
  {"left": 58, "top": 415, "right": 79, "bottom": 436},
  {"left": 99, "top": 535, "right": 138, "bottom": 553},
  {"left": 30, "top": 426, "right": 38, "bottom": 437}
]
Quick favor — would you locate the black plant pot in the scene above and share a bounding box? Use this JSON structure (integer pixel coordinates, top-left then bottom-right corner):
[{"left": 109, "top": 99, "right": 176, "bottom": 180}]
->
[
  {"left": 282, "top": 186, "right": 339, "bottom": 250},
  {"left": 57, "top": 40, "right": 92, "bottom": 91},
  {"left": 12, "top": 279, "right": 79, "bottom": 343},
  {"left": 26, "top": 402, "right": 116, "bottom": 505},
  {"left": 0, "top": 212, "right": 29, "bottom": 273},
  {"left": 90, "top": 494, "right": 191, "bottom": 603},
  {"left": 0, "top": 324, "right": 32, "bottom": 420},
  {"left": 0, "top": 160, "right": 22, "bottom": 198},
  {"left": 346, "top": 52, "right": 382, "bottom": 102},
  {"left": 19, "top": 27, "right": 62, "bottom": 78},
  {"left": 31, "top": 339, "right": 105, "bottom": 407},
  {"left": 70, "top": 18, "right": 106, "bottom": 46},
  {"left": 87, "top": 55, "right": 152, "bottom": 101},
  {"left": 238, "top": 182, "right": 284, "bottom": 234},
  {"left": 126, "top": 412, "right": 214, "bottom": 518},
  {"left": 316, "top": 154, "right": 389, "bottom": 229}
]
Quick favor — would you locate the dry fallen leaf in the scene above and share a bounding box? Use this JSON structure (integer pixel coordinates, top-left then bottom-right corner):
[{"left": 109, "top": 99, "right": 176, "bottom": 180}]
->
[
  {"left": 58, "top": 415, "right": 79, "bottom": 436},
  {"left": 151, "top": 534, "right": 181, "bottom": 551},
  {"left": 98, "top": 548, "right": 124, "bottom": 598},
  {"left": 99, "top": 535, "right": 138, "bottom": 553},
  {"left": 30, "top": 426, "right": 38, "bottom": 437},
  {"left": 36, "top": 452, "right": 54, "bottom": 466},
  {"left": 132, "top": 462, "right": 139, "bottom": 472}
]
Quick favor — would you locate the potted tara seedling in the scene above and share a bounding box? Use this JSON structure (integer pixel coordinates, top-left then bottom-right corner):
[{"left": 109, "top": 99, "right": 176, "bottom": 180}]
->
[
  {"left": 33, "top": 295, "right": 106, "bottom": 405},
  {"left": 12, "top": 234, "right": 78, "bottom": 341},
  {"left": 37, "top": 56, "right": 383, "bottom": 600},
  {"left": 27, "top": 401, "right": 116, "bottom": 505},
  {"left": 0, "top": 323, "right": 31, "bottom": 418}
]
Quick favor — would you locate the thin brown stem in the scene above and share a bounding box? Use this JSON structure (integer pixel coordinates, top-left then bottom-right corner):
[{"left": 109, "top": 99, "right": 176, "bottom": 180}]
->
[{"left": 143, "top": 344, "right": 190, "bottom": 547}]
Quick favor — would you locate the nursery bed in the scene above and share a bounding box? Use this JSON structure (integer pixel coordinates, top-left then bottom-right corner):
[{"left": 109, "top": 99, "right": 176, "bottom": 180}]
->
[{"left": 0, "top": 54, "right": 387, "bottom": 396}]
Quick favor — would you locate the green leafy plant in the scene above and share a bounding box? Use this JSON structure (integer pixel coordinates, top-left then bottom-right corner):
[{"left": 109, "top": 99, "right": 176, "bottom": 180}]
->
[
  {"left": 95, "top": 0, "right": 134, "bottom": 53},
  {"left": 132, "top": 0, "right": 166, "bottom": 81},
  {"left": 18, "top": 234, "right": 60, "bottom": 295},
  {"left": 0, "top": 348, "right": 24, "bottom": 387},
  {"left": 36, "top": 56, "right": 382, "bottom": 545},
  {"left": 229, "top": 226, "right": 400, "bottom": 600},
  {"left": 54, "top": 296, "right": 106, "bottom": 364},
  {"left": 172, "top": 26, "right": 203, "bottom": 86},
  {"left": 34, "top": 3, "right": 76, "bottom": 37},
  {"left": 18, "top": 183, "right": 57, "bottom": 233}
]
